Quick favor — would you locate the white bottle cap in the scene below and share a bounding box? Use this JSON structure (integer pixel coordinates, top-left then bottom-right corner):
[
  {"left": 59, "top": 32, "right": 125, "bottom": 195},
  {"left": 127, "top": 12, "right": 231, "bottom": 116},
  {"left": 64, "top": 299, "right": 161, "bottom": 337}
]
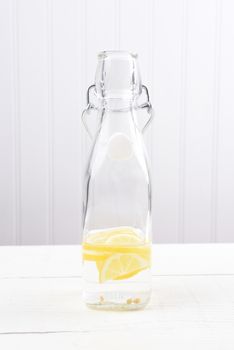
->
[{"left": 107, "top": 133, "right": 133, "bottom": 161}]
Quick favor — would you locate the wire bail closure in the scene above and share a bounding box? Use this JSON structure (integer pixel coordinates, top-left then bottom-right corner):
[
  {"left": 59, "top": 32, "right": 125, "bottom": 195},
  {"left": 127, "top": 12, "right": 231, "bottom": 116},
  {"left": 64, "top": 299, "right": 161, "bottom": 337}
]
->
[{"left": 82, "top": 84, "right": 153, "bottom": 139}]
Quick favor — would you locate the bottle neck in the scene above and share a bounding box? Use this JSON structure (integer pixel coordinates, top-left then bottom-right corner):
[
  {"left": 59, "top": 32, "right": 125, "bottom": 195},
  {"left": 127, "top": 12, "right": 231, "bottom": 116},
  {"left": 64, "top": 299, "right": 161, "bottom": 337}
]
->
[
  {"left": 98, "top": 103, "right": 138, "bottom": 140},
  {"left": 100, "top": 97, "right": 137, "bottom": 112}
]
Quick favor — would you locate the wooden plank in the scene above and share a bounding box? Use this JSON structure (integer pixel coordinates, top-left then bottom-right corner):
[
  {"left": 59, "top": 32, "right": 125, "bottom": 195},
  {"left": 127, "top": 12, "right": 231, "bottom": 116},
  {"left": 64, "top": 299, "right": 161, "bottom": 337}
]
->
[
  {"left": 52, "top": 0, "right": 82, "bottom": 244},
  {"left": 216, "top": 0, "right": 234, "bottom": 242},
  {"left": 152, "top": 0, "right": 184, "bottom": 243},
  {"left": 1, "top": 328, "right": 234, "bottom": 350},
  {"left": 0, "top": 246, "right": 81, "bottom": 279},
  {"left": 0, "top": 0, "right": 14, "bottom": 244},
  {"left": 183, "top": 0, "right": 216, "bottom": 242},
  {"left": 17, "top": 0, "right": 48, "bottom": 244},
  {"left": 0, "top": 244, "right": 234, "bottom": 279},
  {"left": 0, "top": 275, "right": 233, "bottom": 340}
]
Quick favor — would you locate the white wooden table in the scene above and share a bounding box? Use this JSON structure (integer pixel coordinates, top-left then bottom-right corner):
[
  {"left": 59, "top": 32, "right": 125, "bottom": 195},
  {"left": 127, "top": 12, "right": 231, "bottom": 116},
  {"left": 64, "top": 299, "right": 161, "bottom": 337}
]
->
[{"left": 0, "top": 244, "right": 234, "bottom": 349}]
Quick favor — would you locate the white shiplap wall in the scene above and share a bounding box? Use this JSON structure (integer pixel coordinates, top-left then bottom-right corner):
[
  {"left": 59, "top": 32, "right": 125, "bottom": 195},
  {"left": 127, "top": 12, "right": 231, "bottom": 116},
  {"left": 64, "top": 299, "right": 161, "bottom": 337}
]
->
[{"left": 0, "top": 0, "right": 234, "bottom": 244}]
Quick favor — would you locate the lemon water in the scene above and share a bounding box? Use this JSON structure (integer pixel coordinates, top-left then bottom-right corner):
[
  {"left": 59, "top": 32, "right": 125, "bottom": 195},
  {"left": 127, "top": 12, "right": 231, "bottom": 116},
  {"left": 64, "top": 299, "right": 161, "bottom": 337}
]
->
[{"left": 82, "top": 227, "right": 151, "bottom": 310}]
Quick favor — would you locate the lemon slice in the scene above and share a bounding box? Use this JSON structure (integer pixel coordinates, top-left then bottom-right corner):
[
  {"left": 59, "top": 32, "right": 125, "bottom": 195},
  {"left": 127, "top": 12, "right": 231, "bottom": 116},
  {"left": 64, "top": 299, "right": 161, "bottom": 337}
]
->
[
  {"left": 99, "top": 253, "right": 149, "bottom": 283},
  {"left": 106, "top": 232, "right": 143, "bottom": 245},
  {"left": 82, "top": 227, "right": 151, "bottom": 282},
  {"left": 86, "top": 226, "right": 138, "bottom": 244}
]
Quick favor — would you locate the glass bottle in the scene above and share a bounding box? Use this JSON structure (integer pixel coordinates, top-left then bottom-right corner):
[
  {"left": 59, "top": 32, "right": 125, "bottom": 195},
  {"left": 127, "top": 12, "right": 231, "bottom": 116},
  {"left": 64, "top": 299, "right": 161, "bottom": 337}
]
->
[{"left": 82, "top": 51, "right": 153, "bottom": 310}]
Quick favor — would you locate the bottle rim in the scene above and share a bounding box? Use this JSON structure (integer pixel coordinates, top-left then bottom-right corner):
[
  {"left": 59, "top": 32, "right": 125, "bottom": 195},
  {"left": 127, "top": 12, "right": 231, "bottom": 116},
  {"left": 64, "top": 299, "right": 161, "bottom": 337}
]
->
[{"left": 98, "top": 50, "right": 138, "bottom": 59}]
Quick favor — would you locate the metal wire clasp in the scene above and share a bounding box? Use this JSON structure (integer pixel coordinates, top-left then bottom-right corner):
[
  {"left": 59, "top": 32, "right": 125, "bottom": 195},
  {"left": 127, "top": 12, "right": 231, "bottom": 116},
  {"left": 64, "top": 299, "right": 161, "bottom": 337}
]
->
[
  {"left": 82, "top": 84, "right": 153, "bottom": 138},
  {"left": 138, "top": 85, "right": 153, "bottom": 133},
  {"left": 81, "top": 84, "right": 97, "bottom": 139}
]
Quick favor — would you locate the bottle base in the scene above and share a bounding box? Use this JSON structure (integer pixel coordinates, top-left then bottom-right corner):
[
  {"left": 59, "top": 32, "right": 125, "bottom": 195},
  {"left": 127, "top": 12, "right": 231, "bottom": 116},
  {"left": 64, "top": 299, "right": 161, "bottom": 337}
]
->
[
  {"left": 83, "top": 284, "right": 151, "bottom": 311},
  {"left": 85, "top": 299, "right": 150, "bottom": 311}
]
